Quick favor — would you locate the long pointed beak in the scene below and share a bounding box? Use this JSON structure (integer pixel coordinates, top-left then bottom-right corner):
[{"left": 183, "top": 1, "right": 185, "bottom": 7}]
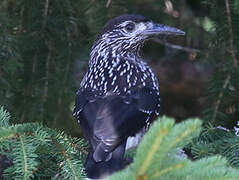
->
[{"left": 143, "top": 23, "right": 185, "bottom": 37}]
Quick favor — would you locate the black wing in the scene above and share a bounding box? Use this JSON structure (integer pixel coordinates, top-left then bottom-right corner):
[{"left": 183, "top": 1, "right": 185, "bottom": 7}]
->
[{"left": 73, "top": 87, "right": 160, "bottom": 162}]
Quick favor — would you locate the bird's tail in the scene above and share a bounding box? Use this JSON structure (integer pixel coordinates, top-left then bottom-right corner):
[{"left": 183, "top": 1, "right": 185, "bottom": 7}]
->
[{"left": 85, "top": 142, "right": 126, "bottom": 179}]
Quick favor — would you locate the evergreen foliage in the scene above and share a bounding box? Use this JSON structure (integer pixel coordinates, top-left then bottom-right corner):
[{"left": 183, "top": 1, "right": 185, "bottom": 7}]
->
[
  {"left": 0, "top": 0, "right": 85, "bottom": 129},
  {"left": 189, "top": 0, "right": 239, "bottom": 172},
  {"left": 0, "top": 107, "right": 86, "bottom": 179},
  {"left": 190, "top": 124, "right": 239, "bottom": 169},
  {"left": 203, "top": 0, "right": 239, "bottom": 127},
  {"left": 0, "top": 106, "right": 10, "bottom": 127},
  {"left": 0, "top": 0, "right": 185, "bottom": 132},
  {"left": 2, "top": 107, "right": 239, "bottom": 179},
  {"left": 1, "top": 0, "right": 239, "bottom": 179},
  {"left": 110, "top": 116, "right": 239, "bottom": 180}
]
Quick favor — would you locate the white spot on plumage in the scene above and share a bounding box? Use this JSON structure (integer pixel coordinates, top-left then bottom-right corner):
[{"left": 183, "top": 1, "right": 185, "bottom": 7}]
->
[
  {"left": 112, "top": 76, "right": 117, "bottom": 85},
  {"left": 77, "top": 17, "right": 160, "bottom": 122},
  {"left": 113, "top": 85, "right": 118, "bottom": 92},
  {"left": 126, "top": 61, "right": 130, "bottom": 71},
  {"left": 127, "top": 74, "right": 130, "bottom": 83},
  {"left": 117, "top": 65, "right": 121, "bottom": 71}
]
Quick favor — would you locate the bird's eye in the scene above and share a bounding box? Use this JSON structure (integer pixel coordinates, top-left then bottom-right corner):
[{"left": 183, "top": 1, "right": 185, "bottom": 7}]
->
[{"left": 125, "top": 23, "right": 135, "bottom": 32}]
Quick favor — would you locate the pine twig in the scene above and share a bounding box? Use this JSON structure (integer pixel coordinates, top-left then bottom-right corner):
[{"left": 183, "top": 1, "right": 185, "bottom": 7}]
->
[{"left": 153, "top": 38, "right": 201, "bottom": 53}]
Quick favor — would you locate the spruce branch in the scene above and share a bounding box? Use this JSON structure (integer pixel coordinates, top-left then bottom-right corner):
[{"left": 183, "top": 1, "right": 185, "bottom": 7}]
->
[
  {"left": 6, "top": 134, "right": 39, "bottom": 180},
  {"left": 72, "top": 143, "right": 88, "bottom": 155},
  {"left": 191, "top": 124, "right": 239, "bottom": 169},
  {"left": 151, "top": 162, "right": 185, "bottom": 178},
  {"left": 0, "top": 108, "right": 85, "bottom": 179},
  {"left": 110, "top": 117, "right": 239, "bottom": 180},
  {"left": 20, "top": 136, "right": 30, "bottom": 179},
  {"left": 52, "top": 139, "right": 80, "bottom": 180},
  {"left": 210, "top": 0, "right": 239, "bottom": 124},
  {"left": 0, "top": 107, "right": 10, "bottom": 127},
  {"left": 110, "top": 117, "right": 204, "bottom": 180},
  {"left": 136, "top": 119, "right": 173, "bottom": 176}
]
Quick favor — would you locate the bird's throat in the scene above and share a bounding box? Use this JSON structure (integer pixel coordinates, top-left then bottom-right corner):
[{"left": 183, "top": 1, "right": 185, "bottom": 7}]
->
[{"left": 90, "top": 39, "right": 143, "bottom": 66}]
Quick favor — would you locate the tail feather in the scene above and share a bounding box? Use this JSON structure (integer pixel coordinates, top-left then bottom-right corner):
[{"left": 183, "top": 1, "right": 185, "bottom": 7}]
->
[{"left": 85, "top": 142, "right": 126, "bottom": 179}]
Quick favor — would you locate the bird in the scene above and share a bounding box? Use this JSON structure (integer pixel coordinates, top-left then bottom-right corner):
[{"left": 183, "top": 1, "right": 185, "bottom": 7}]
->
[{"left": 73, "top": 14, "right": 185, "bottom": 179}]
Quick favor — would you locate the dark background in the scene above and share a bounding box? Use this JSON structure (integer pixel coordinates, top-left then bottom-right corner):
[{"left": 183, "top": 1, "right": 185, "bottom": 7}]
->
[{"left": 0, "top": 0, "right": 238, "bottom": 136}]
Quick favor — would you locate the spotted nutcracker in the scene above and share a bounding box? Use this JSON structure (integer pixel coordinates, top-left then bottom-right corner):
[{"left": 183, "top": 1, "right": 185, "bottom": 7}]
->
[{"left": 73, "top": 14, "right": 185, "bottom": 179}]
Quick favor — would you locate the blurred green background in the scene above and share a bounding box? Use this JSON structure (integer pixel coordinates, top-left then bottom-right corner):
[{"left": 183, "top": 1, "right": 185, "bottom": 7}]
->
[{"left": 0, "top": 0, "right": 238, "bottom": 136}]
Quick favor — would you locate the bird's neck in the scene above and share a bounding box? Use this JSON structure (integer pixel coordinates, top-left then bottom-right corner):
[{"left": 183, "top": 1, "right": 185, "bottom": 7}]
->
[
  {"left": 89, "top": 39, "right": 143, "bottom": 66},
  {"left": 80, "top": 39, "right": 159, "bottom": 95}
]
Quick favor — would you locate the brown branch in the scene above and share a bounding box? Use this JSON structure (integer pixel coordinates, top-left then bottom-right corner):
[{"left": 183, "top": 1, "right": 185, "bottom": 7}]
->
[
  {"left": 40, "top": 0, "right": 50, "bottom": 119},
  {"left": 52, "top": 139, "right": 79, "bottom": 180},
  {"left": 53, "top": 96, "right": 62, "bottom": 127},
  {"left": 106, "top": 0, "right": 112, "bottom": 8},
  {"left": 212, "top": 74, "right": 231, "bottom": 123},
  {"left": 152, "top": 38, "right": 201, "bottom": 54},
  {"left": 72, "top": 143, "right": 88, "bottom": 155},
  {"left": 32, "top": 54, "right": 38, "bottom": 74},
  {"left": 42, "top": 0, "right": 49, "bottom": 29},
  {"left": 225, "top": 0, "right": 238, "bottom": 68},
  {"left": 52, "top": 139, "right": 70, "bottom": 160},
  {"left": 43, "top": 52, "right": 50, "bottom": 102},
  {"left": 32, "top": 159, "right": 48, "bottom": 175},
  {"left": 20, "top": 111, "right": 25, "bottom": 123},
  {"left": 17, "top": 6, "right": 25, "bottom": 34},
  {"left": 164, "top": 0, "right": 179, "bottom": 18}
]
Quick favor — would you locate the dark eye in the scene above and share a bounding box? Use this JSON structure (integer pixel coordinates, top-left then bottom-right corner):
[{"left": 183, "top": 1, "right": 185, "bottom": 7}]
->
[{"left": 125, "top": 23, "right": 135, "bottom": 32}]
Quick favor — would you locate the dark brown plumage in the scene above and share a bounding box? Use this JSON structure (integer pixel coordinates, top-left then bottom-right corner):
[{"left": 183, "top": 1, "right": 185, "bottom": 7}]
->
[{"left": 73, "top": 14, "right": 185, "bottom": 179}]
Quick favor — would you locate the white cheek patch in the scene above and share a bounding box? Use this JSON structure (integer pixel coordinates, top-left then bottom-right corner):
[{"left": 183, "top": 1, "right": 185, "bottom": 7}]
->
[
  {"left": 133, "top": 22, "right": 147, "bottom": 35},
  {"left": 147, "top": 22, "right": 154, "bottom": 29}
]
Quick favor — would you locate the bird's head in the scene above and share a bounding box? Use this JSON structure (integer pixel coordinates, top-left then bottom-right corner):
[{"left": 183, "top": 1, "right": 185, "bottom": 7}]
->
[{"left": 91, "top": 14, "right": 185, "bottom": 60}]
